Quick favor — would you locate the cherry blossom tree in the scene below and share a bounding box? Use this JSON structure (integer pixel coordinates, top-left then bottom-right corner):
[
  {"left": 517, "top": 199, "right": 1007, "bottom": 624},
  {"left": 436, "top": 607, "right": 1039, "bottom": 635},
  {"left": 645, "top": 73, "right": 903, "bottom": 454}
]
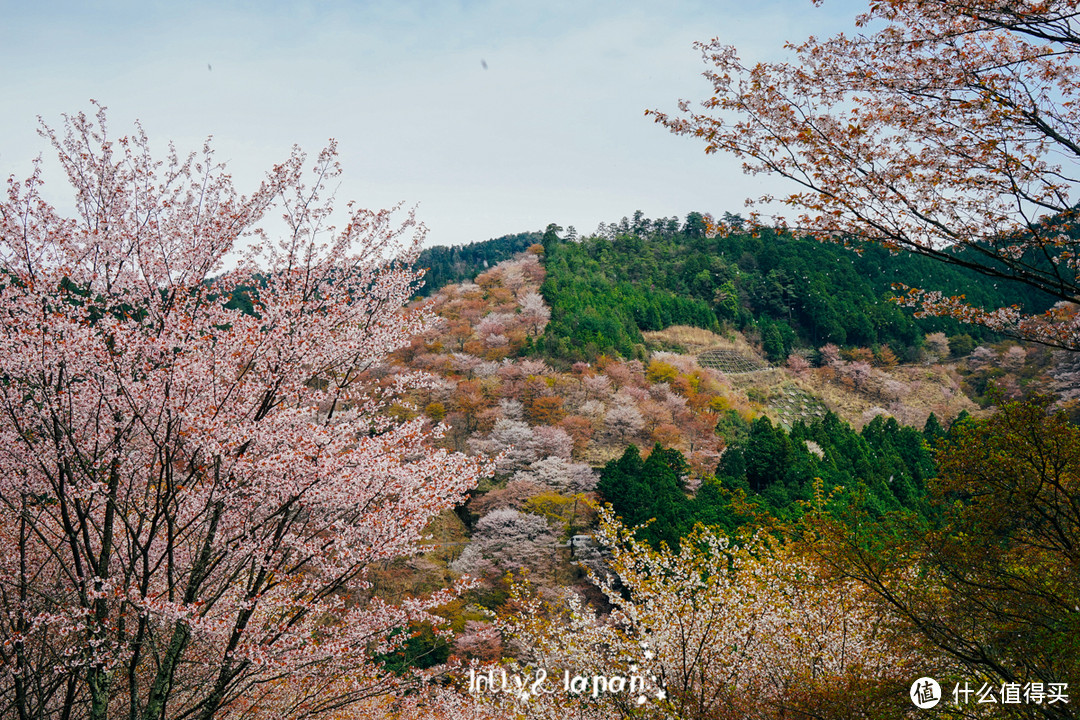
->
[
  {"left": 474, "top": 312, "right": 513, "bottom": 339},
  {"left": 598, "top": 512, "right": 913, "bottom": 719},
  {"left": 785, "top": 353, "right": 811, "bottom": 377},
  {"left": 469, "top": 419, "right": 543, "bottom": 473},
  {"left": 533, "top": 426, "right": 574, "bottom": 462},
  {"left": 844, "top": 360, "right": 874, "bottom": 391},
  {"left": 818, "top": 343, "right": 843, "bottom": 368},
  {"left": 468, "top": 479, "right": 545, "bottom": 516},
  {"left": 582, "top": 374, "right": 613, "bottom": 401},
  {"left": 518, "top": 292, "right": 551, "bottom": 337},
  {"left": 450, "top": 510, "right": 559, "bottom": 580},
  {"left": 652, "top": 1, "right": 1080, "bottom": 349},
  {"left": 451, "top": 621, "right": 503, "bottom": 662},
  {"left": 969, "top": 345, "right": 998, "bottom": 369},
  {"left": 511, "top": 457, "right": 598, "bottom": 494},
  {"left": 494, "top": 509, "right": 911, "bottom": 720},
  {"left": 924, "top": 332, "right": 951, "bottom": 360},
  {"left": 1002, "top": 344, "right": 1029, "bottom": 371},
  {"left": 498, "top": 398, "right": 525, "bottom": 421},
  {"left": 602, "top": 404, "right": 645, "bottom": 444},
  {"left": 0, "top": 108, "right": 486, "bottom": 720}
]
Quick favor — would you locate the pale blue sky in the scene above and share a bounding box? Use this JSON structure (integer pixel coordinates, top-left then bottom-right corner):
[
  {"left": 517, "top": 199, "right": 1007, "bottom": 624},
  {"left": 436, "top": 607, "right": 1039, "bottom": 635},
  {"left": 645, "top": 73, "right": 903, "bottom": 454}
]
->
[{"left": 2, "top": 1, "right": 862, "bottom": 248}]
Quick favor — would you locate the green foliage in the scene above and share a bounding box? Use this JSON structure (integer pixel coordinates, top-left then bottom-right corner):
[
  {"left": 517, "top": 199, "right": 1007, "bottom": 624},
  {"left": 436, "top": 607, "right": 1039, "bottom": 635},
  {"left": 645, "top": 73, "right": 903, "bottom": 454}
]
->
[
  {"left": 375, "top": 623, "right": 451, "bottom": 674},
  {"left": 947, "top": 333, "right": 976, "bottom": 357},
  {"left": 810, "top": 398, "right": 1080, "bottom": 707},
  {"left": 538, "top": 212, "right": 1054, "bottom": 360},
  {"left": 743, "top": 416, "right": 794, "bottom": 494},
  {"left": 222, "top": 283, "right": 258, "bottom": 317},
  {"left": 412, "top": 232, "right": 540, "bottom": 297},
  {"left": 922, "top": 412, "right": 946, "bottom": 445},
  {"left": 688, "top": 476, "right": 749, "bottom": 535},
  {"left": 704, "top": 411, "right": 936, "bottom": 529},
  {"left": 598, "top": 420, "right": 934, "bottom": 548},
  {"left": 714, "top": 409, "right": 751, "bottom": 447},
  {"left": 597, "top": 444, "right": 691, "bottom": 550}
]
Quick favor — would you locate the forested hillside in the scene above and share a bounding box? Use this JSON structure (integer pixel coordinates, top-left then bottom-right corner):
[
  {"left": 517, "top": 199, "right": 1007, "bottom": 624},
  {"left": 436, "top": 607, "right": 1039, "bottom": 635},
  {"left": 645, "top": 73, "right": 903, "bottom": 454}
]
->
[
  {"left": 373, "top": 248, "right": 1079, "bottom": 720},
  {"left": 9, "top": 0, "right": 1080, "bottom": 715},
  {"left": 384, "top": 246, "right": 979, "bottom": 599},
  {"left": 538, "top": 212, "right": 1056, "bottom": 361},
  {"left": 412, "top": 231, "right": 541, "bottom": 296},
  {"left": 594, "top": 407, "right": 944, "bottom": 551}
]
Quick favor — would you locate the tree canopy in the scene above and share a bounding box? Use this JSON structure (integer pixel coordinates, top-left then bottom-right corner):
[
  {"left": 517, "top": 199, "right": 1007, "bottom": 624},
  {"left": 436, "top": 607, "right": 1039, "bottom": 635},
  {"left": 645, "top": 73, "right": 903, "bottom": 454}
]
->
[
  {"left": 650, "top": 1, "right": 1080, "bottom": 350},
  {"left": 810, "top": 398, "right": 1080, "bottom": 719},
  {"left": 0, "top": 107, "right": 485, "bottom": 720},
  {"left": 540, "top": 213, "right": 1051, "bottom": 361}
]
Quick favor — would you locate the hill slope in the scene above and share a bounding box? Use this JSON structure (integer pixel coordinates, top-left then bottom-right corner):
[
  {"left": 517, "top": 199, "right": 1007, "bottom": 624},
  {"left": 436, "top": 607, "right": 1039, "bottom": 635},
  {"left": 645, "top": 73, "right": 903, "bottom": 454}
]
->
[{"left": 537, "top": 213, "right": 1055, "bottom": 362}]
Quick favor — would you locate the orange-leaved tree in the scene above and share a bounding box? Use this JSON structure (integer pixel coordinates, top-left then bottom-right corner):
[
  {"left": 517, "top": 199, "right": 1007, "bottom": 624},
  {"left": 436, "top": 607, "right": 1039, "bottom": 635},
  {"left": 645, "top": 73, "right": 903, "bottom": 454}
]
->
[{"left": 650, "top": 1, "right": 1080, "bottom": 349}]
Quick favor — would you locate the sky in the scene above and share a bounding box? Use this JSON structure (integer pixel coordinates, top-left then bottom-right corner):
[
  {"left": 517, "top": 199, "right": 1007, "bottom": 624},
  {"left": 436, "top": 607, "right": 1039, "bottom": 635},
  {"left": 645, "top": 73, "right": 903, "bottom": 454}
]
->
[{"left": 2, "top": 0, "right": 863, "bottom": 250}]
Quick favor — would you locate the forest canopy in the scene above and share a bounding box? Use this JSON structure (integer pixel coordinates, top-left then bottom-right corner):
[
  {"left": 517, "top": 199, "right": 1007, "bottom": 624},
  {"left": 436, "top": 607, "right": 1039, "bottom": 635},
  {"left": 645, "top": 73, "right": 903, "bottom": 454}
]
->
[{"left": 538, "top": 213, "right": 1054, "bottom": 361}]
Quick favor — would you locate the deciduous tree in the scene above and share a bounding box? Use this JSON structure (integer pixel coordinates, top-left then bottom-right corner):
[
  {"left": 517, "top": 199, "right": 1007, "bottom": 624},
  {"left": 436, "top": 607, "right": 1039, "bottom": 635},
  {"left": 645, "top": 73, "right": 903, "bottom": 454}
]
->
[
  {"left": 651, "top": 1, "right": 1080, "bottom": 349},
  {"left": 470, "top": 419, "right": 543, "bottom": 473},
  {"left": 450, "top": 509, "right": 558, "bottom": 580},
  {"left": 497, "top": 510, "right": 911, "bottom": 720},
  {"left": 809, "top": 398, "right": 1080, "bottom": 720},
  {"left": 0, "top": 108, "right": 485, "bottom": 720},
  {"left": 512, "top": 457, "right": 598, "bottom": 494},
  {"left": 518, "top": 291, "right": 551, "bottom": 337}
]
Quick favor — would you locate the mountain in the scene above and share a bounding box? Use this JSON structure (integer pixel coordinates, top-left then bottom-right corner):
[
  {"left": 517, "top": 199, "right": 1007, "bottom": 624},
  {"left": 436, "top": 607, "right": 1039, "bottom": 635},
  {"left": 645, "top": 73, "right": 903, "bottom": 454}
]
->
[
  {"left": 412, "top": 231, "right": 541, "bottom": 297},
  {"left": 535, "top": 212, "right": 1056, "bottom": 362}
]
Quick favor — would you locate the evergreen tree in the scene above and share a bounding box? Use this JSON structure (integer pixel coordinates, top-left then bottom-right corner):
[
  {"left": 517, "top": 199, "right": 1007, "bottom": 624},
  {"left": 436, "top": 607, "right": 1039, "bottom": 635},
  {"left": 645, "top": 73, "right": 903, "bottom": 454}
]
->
[
  {"left": 598, "top": 444, "right": 691, "bottom": 549},
  {"left": 703, "top": 411, "right": 936, "bottom": 532},
  {"left": 922, "top": 413, "right": 946, "bottom": 444},
  {"left": 744, "top": 416, "right": 793, "bottom": 493},
  {"left": 597, "top": 445, "right": 648, "bottom": 527}
]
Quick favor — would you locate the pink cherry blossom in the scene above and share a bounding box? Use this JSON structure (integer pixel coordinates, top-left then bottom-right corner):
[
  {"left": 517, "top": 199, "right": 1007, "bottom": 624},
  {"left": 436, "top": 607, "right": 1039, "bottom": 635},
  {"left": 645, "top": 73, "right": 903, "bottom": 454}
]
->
[{"left": 0, "top": 106, "right": 487, "bottom": 720}]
